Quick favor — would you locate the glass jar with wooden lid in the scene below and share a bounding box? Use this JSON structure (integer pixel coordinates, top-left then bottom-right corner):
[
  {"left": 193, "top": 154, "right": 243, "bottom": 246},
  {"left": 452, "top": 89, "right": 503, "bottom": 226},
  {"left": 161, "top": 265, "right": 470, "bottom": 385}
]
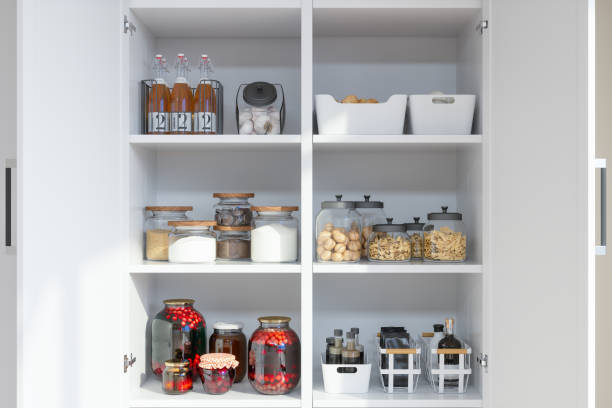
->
[
  {"left": 168, "top": 220, "right": 217, "bottom": 263},
  {"left": 214, "top": 225, "right": 252, "bottom": 260},
  {"left": 251, "top": 206, "right": 299, "bottom": 262},
  {"left": 213, "top": 193, "right": 254, "bottom": 227},
  {"left": 144, "top": 206, "right": 193, "bottom": 261}
]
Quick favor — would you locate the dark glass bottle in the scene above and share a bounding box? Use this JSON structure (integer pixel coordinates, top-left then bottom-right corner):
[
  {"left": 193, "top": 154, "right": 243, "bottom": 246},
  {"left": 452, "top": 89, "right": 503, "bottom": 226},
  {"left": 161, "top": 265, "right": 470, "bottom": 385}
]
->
[
  {"left": 328, "top": 329, "right": 343, "bottom": 364},
  {"left": 325, "top": 337, "right": 334, "bottom": 363},
  {"left": 351, "top": 328, "right": 364, "bottom": 363},
  {"left": 438, "top": 318, "right": 461, "bottom": 383},
  {"left": 342, "top": 332, "right": 361, "bottom": 364}
]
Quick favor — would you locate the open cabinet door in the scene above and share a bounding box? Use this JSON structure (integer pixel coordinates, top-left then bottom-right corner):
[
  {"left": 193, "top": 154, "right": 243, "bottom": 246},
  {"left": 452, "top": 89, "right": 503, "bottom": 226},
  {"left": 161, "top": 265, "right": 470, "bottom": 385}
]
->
[
  {"left": 487, "top": 0, "right": 588, "bottom": 407},
  {"left": 19, "top": 1, "right": 123, "bottom": 407}
]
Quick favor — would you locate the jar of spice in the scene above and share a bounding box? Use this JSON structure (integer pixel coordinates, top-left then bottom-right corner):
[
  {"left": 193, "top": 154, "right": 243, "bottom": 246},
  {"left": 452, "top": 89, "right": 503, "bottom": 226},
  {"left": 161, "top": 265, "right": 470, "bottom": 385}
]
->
[
  {"left": 354, "top": 195, "right": 386, "bottom": 259},
  {"left": 248, "top": 316, "right": 300, "bottom": 395},
  {"left": 168, "top": 221, "right": 217, "bottom": 263},
  {"left": 162, "top": 360, "right": 193, "bottom": 394},
  {"left": 405, "top": 217, "right": 425, "bottom": 260},
  {"left": 215, "top": 226, "right": 251, "bottom": 260},
  {"left": 315, "top": 195, "right": 361, "bottom": 262},
  {"left": 151, "top": 299, "right": 207, "bottom": 378},
  {"left": 367, "top": 218, "right": 411, "bottom": 262},
  {"left": 209, "top": 322, "right": 247, "bottom": 382},
  {"left": 251, "top": 206, "right": 299, "bottom": 263},
  {"left": 213, "top": 193, "right": 254, "bottom": 227},
  {"left": 198, "top": 353, "right": 239, "bottom": 395},
  {"left": 425, "top": 206, "right": 467, "bottom": 262},
  {"left": 144, "top": 206, "right": 192, "bottom": 261}
]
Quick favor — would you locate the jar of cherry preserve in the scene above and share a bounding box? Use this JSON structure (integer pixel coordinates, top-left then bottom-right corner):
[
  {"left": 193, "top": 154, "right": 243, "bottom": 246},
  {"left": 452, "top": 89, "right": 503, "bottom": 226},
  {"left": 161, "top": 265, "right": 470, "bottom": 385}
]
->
[
  {"left": 198, "top": 353, "right": 239, "bottom": 395},
  {"left": 151, "top": 299, "right": 207, "bottom": 377},
  {"left": 248, "top": 316, "right": 300, "bottom": 395},
  {"left": 162, "top": 360, "right": 192, "bottom": 395}
]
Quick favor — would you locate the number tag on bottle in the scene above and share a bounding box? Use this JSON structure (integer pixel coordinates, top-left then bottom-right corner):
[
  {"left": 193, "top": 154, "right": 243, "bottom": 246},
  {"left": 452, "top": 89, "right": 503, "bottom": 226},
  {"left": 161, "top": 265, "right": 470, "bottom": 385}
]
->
[
  {"left": 195, "top": 112, "right": 217, "bottom": 133},
  {"left": 171, "top": 112, "right": 193, "bottom": 132},
  {"left": 148, "top": 112, "right": 169, "bottom": 133}
]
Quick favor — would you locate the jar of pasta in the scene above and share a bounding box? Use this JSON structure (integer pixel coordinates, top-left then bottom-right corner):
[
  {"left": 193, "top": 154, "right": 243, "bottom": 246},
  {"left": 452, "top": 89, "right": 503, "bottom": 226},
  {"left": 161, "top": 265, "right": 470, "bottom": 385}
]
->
[
  {"left": 144, "top": 206, "right": 193, "bottom": 261},
  {"left": 367, "top": 218, "right": 411, "bottom": 262},
  {"left": 424, "top": 206, "right": 467, "bottom": 262},
  {"left": 354, "top": 195, "right": 386, "bottom": 259},
  {"left": 405, "top": 217, "right": 425, "bottom": 260}
]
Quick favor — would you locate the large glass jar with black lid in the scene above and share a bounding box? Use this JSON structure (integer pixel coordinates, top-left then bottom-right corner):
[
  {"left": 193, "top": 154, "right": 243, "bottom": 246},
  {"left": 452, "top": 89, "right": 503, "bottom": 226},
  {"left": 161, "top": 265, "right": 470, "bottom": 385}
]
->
[
  {"left": 367, "top": 218, "right": 411, "bottom": 262},
  {"left": 209, "top": 322, "right": 247, "bottom": 382},
  {"left": 236, "top": 82, "right": 285, "bottom": 134},
  {"left": 144, "top": 206, "right": 192, "bottom": 261},
  {"left": 151, "top": 299, "right": 207, "bottom": 377},
  {"left": 405, "top": 217, "right": 425, "bottom": 260},
  {"left": 315, "top": 194, "right": 361, "bottom": 262},
  {"left": 213, "top": 193, "right": 254, "bottom": 227},
  {"left": 248, "top": 316, "right": 300, "bottom": 394},
  {"left": 354, "top": 195, "right": 386, "bottom": 258},
  {"left": 424, "top": 206, "right": 467, "bottom": 262}
]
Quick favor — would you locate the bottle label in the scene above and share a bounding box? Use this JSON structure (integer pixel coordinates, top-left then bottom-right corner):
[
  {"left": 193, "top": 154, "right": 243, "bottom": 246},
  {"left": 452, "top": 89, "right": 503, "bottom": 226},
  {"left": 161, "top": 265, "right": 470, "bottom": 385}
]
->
[
  {"left": 148, "top": 112, "right": 169, "bottom": 133},
  {"left": 171, "top": 112, "right": 192, "bottom": 133},
  {"left": 195, "top": 112, "right": 217, "bottom": 133}
]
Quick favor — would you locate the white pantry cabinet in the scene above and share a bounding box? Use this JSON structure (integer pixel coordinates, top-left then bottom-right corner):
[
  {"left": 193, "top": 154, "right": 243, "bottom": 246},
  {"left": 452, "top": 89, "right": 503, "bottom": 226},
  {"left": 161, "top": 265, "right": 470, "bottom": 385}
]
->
[{"left": 16, "top": 1, "right": 589, "bottom": 408}]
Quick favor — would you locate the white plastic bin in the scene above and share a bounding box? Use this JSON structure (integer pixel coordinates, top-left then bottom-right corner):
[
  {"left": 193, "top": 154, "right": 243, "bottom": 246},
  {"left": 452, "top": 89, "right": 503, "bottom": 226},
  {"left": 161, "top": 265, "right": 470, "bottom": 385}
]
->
[
  {"left": 320, "top": 354, "right": 371, "bottom": 394},
  {"left": 315, "top": 94, "right": 407, "bottom": 135},
  {"left": 409, "top": 94, "right": 476, "bottom": 135}
]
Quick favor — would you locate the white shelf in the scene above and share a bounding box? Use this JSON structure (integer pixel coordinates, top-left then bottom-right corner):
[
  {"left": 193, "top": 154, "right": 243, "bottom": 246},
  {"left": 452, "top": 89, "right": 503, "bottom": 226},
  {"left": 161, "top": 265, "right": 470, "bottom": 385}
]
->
[
  {"left": 313, "top": 0, "right": 482, "bottom": 8},
  {"left": 129, "top": 134, "right": 302, "bottom": 152},
  {"left": 313, "top": 134, "right": 482, "bottom": 152},
  {"left": 130, "top": 377, "right": 301, "bottom": 408},
  {"left": 313, "top": 261, "right": 482, "bottom": 274},
  {"left": 131, "top": 260, "right": 301, "bottom": 274}
]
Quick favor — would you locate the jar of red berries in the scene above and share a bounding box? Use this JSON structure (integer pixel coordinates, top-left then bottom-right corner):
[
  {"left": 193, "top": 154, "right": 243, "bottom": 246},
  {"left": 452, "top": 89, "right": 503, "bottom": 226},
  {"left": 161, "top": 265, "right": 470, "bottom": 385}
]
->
[
  {"left": 198, "top": 353, "right": 239, "bottom": 395},
  {"left": 162, "top": 360, "right": 193, "bottom": 395},
  {"left": 248, "top": 316, "right": 300, "bottom": 395},
  {"left": 151, "top": 299, "right": 206, "bottom": 377}
]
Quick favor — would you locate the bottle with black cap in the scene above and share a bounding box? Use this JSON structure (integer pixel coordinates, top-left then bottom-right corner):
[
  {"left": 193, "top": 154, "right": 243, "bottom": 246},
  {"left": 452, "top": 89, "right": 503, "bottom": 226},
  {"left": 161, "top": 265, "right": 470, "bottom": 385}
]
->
[
  {"left": 354, "top": 195, "right": 386, "bottom": 258},
  {"left": 342, "top": 332, "right": 361, "bottom": 364},
  {"left": 325, "top": 337, "right": 335, "bottom": 363},
  {"left": 438, "top": 318, "right": 461, "bottom": 383},
  {"left": 350, "top": 328, "right": 365, "bottom": 363},
  {"left": 328, "top": 329, "right": 344, "bottom": 364}
]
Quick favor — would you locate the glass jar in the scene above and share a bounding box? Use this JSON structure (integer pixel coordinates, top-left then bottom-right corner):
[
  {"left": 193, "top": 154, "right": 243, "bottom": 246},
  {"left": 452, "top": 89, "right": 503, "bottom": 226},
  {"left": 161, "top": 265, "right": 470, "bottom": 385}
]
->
[
  {"left": 168, "top": 221, "right": 217, "bottom": 263},
  {"left": 405, "top": 217, "right": 425, "bottom": 260},
  {"left": 198, "top": 353, "right": 239, "bottom": 395},
  {"left": 151, "top": 299, "right": 207, "bottom": 377},
  {"left": 236, "top": 82, "right": 285, "bottom": 134},
  {"left": 144, "top": 206, "right": 192, "bottom": 261},
  {"left": 315, "top": 194, "right": 361, "bottom": 263},
  {"left": 248, "top": 316, "right": 301, "bottom": 395},
  {"left": 251, "top": 206, "right": 299, "bottom": 262},
  {"left": 367, "top": 218, "right": 411, "bottom": 262},
  {"left": 424, "top": 206, "right": 467, "bottom": 262},
  {"left": 209, "top": 322, "right": 247, "bottom": 382},
  {"left": 215, "top": 226, "right": 251, "bottom": 260},
  {"left": 213, "top": 193, "right": 254, "bottom": 227},
  {"left": 162, "top": 360, "right": 193, "bottom": 394},
  {"left": 354, "top": 195, "right": 386, "bottom": 259}
]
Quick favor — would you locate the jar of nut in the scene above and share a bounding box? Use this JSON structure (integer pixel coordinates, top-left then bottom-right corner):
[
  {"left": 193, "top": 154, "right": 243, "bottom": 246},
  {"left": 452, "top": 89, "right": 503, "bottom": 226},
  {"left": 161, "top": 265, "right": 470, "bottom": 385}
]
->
[
  {"left": 405, "top": 217, "right": 425, "bottom": 260},
  {"left": 367, "top": 218, "right": 411, "bottom": 262},
  {"left": 315, "top": 195, "right": 361, "bottom": 262},
  {"left": 354, "top": 195, "right": 386, "bottom": 259},
  {"left": 424, "top": 206, "right": 467, "bottom": 262}
]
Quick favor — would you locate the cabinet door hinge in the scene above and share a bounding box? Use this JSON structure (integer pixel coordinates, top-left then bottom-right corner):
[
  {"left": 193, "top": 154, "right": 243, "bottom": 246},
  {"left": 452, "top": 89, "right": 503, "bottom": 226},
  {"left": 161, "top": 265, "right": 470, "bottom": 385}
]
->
[
  {"left": 123, "top": 15, "right": 136, "bottom": 36},
  {"left": 477, "top": 20, "right": 489, "bottom": 34},
  {"left": 124, "top": 353, "right": 136, "bottom": 373},
  {"left": 477, "top": 352, "right": 488, "bottom": 371}
]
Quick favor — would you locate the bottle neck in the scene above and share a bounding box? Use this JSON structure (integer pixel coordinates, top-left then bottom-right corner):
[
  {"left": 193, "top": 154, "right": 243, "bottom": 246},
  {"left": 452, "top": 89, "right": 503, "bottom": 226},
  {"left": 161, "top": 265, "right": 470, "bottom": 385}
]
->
[
  {"left": 260, "top": 322, "right": 289, "bottom": 329},
  {"left": 346, "top": 339, "right": 355, "bottom": 351},
  {"left": 333, "top": 337, "right": 343, "bottom": 348}
]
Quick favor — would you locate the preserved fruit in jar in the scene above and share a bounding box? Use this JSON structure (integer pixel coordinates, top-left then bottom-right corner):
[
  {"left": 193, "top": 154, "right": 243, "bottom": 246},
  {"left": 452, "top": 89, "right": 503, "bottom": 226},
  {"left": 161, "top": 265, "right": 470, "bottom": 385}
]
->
[
  {"left": 198, "top": 353, "right": 239, "bottom": 394},
  {"left": 162, "top": 360, "right": 192, "bottom": 394}
]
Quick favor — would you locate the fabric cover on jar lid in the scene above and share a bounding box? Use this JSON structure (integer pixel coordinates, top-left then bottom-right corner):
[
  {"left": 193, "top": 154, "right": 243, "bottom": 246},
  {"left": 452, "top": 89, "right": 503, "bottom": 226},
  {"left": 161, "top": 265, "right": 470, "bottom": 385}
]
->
[
  {"left": 199, "top": 353, "right": 239, "bottom": 370},
  {"left": 405, "top": 217, "right": 425, "bottom": 231},
  {"left": 427, "top": 206, "right": 463, "bottom": 220},
  {"left": 354, "top": 194, "right": 384, "bottom": 209},
  {"left": 321, "top": 194, "right": 355, "bottom": 209},
  {"left": 373, "top": 218, "right": 407, "bottom": 232},
  {"left": 213, "top": 322, "right": 244, "bottom": 330},
  {"left": 243, "top": 82, "right": 277, "bottom": 107}
]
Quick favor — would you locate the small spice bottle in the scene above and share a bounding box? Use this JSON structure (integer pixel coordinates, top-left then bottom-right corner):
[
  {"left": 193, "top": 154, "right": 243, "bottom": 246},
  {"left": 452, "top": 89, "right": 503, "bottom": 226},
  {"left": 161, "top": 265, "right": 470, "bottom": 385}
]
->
[
  {"left": 144, "top": 206, "right": 192, "bottom": 261},
  {"left": 405, "top": 217, "right": 425, "bottom": 260},
  {"left": 215, "top": 225, "right": 252, "bottom": 260},
  {"left": 198, "top": 353, "right": 239, "bottom": 395},
  {"left": 327, "top": 329, "right": 343, "bottom": 364},
  {"left": 162, "top": 360, "right": 193, "bottom": 395}
]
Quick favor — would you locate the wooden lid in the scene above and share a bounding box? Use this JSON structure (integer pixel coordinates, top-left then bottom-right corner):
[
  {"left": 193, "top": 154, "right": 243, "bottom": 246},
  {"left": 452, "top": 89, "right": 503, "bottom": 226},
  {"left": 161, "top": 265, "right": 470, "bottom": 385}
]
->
[
  {"left": 145, "top": 206, "right": 193, "bottom": 211},
  {"left": 213, "top": 225, "right": 252, "bottom": 231},
  {"left": 251, "top": 206, "right": 299, "bottom": 212},
  {"left": 212, "top": 193, "right": 255, "bottom": 198},
  {"left": 168, "top": 220, "right": 216, "bottom": 227}
]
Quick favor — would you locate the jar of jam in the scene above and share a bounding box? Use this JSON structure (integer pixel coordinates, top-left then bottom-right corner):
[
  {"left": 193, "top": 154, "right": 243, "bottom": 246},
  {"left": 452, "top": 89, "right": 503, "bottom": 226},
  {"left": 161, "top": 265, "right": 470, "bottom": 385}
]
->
[
  {"left": 162, "top": 360, "right": 193, "bottom": 394},
  {"left": 198, "top": 353, "right": 239, "bottom": 395},
  {"left": 209, "top": 322, "right": 247, "bottom": 382},
  {"left": 215, "top": 226, "right": 251, "bottom": 260},
  {"left": 248, "top": 316, "right": 300, "bottom": 395},
  {"left": 213, "top": 193, "right": 254, "bottom": 226},
  {"left": 151, "top": 299, "right": 207, "bottom": 377}
]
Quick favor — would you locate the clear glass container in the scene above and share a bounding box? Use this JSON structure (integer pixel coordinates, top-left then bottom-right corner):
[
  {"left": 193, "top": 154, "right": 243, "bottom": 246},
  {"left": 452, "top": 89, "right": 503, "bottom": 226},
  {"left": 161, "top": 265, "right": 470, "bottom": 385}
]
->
[
  {"left": 168, "top": 221, "right": 217, "bottom": 263},
  {"left": 315, "top": 194, "right": 361, "bottom": 263},
  {"left": 151, "top": 299, "right": 207, "bottom": 378},
  {"left": 405, "top": 217, "right": 425, "bottom": 260},
  {"left": 213, "top": 193, "right": 254, "bottom": 227},
  {"left": 236, "top": 82, "right": 285, "bottom": 135},
  {"left": 424, "top": 206, "right": 467, "bottom": 262},
  {"left": 162, "top": 360, "right": 193, "bottom": 394},
  {"left": 198, "top": 353, "right": 239, "bottom": 394},
  {"left": 251, "top": 206, "right": 299, "bottom": 262},
  {"left": 144, "top": 206, "right": 192, "bottom": 261},
  {"left": 209, "top": 322, "right": 247, "bottom": 382},
  {"left": 367, "top": 218, "right": 411, "bottom": 262},
  {"left": 354, "top": 195, "right": 387, "bottom": 259},
  {"left": 248, "top": 316, "right": 300, "bottom": 395},
  {"left": 215, "top": 226, "right": 251, "bottom": 260}
]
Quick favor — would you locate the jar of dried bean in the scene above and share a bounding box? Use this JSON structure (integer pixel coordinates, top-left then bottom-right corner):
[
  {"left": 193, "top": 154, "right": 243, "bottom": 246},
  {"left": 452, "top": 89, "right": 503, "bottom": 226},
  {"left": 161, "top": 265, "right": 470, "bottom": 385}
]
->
[
  {"left": 144, "top": 206, "right": 192, "bottom": 261},
  {"left": 354, "top": 195, "right": 386, "bottom": 259},
  {"left": 315, "top": 195, "right": 361, "bottom": 262},
  {"left": 213, "top": 193, "right": 254, "bottom": 226},
  {"left": 248, "top": 316, "right": 301, "bottom": 394},
  {"left": 367, "top": 218, "right": 411, "bottom": 262},
  {"left": 215, "top": 226, "right": 251, "bottom": 260},
  {"left": 405, "top": 216, "right": 425, "bottom": 260},
  {"left": 424, "top": 206, "right": 467, "bottom": 262},
  {"left": 162, "top": 360, "right": 193, "bottom": 394}
]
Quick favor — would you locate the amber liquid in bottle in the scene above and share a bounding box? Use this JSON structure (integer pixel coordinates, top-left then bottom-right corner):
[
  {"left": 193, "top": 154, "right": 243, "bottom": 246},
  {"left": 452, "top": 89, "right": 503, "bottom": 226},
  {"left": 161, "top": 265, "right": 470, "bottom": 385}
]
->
[
  {"left": 170, "top": 54, "right": 193, "bottom": 134},
  {"left": 147, "top": 55, "right": 170, "bottom": 134},
  {"left": 193, "top": 54, "right": 217, "bottom": 134}
]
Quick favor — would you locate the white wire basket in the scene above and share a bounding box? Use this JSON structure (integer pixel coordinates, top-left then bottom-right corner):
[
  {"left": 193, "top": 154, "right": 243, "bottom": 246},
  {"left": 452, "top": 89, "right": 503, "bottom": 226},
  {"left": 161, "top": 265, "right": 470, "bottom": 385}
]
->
[
  {"left": 420, "top": 333, "right": 472, "bottom": 393},
  {"left": 376, "top": 337, "right": 421, "bottom": 393}
]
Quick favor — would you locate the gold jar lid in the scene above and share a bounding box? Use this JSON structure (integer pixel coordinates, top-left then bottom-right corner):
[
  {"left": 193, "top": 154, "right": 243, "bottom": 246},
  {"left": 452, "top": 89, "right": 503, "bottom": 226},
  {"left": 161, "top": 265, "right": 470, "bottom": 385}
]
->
[
  {"left": 164, "top": 359, "right": 189, "bottom": 368},
  {"left": 258, "top": 316, "right": 291, "bottom": 324},
  {"left": 163, "top": 299, "right": 195, "bottom": 306}
]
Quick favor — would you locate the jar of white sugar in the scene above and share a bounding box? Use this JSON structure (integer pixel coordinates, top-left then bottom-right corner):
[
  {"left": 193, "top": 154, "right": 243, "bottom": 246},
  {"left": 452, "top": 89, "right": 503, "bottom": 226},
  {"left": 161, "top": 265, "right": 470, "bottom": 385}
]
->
[
  {"left": 251, "top": 206, "right": 299, "bottom": 263},
  {"left": 168, "top": 221, "right": 217, "bottom": 263}
]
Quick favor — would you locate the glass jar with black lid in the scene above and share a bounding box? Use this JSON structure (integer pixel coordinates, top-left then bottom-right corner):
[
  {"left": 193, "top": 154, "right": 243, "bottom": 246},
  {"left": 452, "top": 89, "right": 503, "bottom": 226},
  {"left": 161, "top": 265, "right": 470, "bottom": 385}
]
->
[
  {"left": 354, "top": 195, "right": 386, "bottom": 259},
  {"left": 424, "top": 206, "right": 467, "bottom": 262},
  {"left": 405, "top": 217, "right": 425, "bottom": 260},
  {"left": 315, "top": 194, "right": 361, "bottom": 262},
  {"left": 236, "top": 82, "right": 285, "bottom": 134},
  {"left": 367, "top": 218, "right": 411, "bottom": 262}
]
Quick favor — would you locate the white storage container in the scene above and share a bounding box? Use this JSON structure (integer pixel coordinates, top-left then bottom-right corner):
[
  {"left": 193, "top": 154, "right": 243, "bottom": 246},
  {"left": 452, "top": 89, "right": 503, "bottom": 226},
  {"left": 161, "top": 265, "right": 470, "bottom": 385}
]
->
[
  {"left": 321, "top": 354, "right": 371, "bottom": 394},
  {"left": 409, "top": 94, "right": 476, "bottom": 135},
  {"left": 315, "top": 94, "right": 407, "bottom": 135},
  {"left": 377, "top": 340, "right": 421, "bottom": 393}
]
